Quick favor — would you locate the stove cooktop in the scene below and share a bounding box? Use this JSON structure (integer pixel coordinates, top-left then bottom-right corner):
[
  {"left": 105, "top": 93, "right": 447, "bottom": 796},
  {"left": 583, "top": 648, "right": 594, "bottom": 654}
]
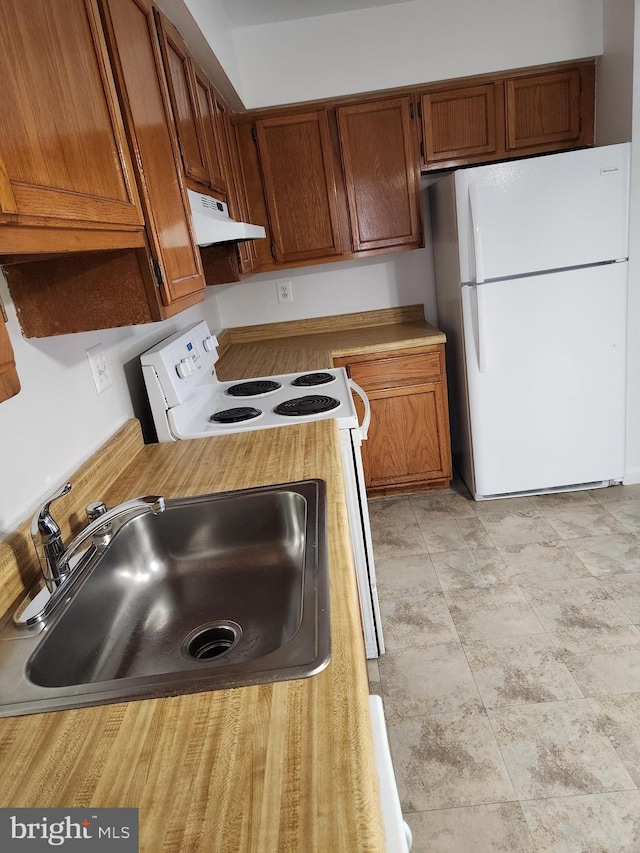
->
[
  {"left": 168, "top": 367, "right": 358, "bottom": 439},
  {"left": 140, "top": 321, "right": 361, "bottom": 440}
]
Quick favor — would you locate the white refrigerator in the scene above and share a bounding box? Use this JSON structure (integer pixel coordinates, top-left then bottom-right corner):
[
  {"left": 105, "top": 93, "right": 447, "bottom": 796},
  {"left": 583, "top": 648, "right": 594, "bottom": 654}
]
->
[{"left": 429, "top": 143, "right": 630, "bottom": 500}]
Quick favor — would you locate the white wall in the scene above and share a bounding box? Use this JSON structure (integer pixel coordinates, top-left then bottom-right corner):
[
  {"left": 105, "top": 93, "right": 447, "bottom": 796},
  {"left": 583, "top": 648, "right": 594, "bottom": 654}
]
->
[
  {"left": 231, "top": 0, "right": 603, "bottom": 108},
  {"left": 0, "top": 270, "right": 222, "bottom": 536},
  {"left": 597, "top": 0, "right": 634, "bottom": 144},
  {"left": 624, "top": 0, "right": 640, "bottom": 482},
  {"left": 216, "top": 185, "right": 438, "bottom": 328},
  {"left": 217, "top": 249, "right": 435, "bottom": 328}
]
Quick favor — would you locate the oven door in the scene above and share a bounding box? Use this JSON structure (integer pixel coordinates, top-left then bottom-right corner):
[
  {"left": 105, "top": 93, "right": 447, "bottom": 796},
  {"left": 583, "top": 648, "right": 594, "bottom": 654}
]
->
[{"left": 339, "top": 428, "right": 384, "bottom": 658}]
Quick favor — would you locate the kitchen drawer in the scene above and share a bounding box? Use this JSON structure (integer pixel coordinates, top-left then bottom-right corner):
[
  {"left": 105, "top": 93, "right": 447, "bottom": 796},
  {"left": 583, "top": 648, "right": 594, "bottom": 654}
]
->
[{"left": 345, "top": 346, "right": 442, "bottom": 390}]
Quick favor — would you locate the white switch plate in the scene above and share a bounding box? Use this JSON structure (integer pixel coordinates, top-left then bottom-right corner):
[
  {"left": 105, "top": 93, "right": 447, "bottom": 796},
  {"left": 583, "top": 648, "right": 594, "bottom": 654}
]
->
[
  {"left": 276, "top": 280, "right": 293, "bottom": 304},
  {"left": 86, "top": 344, "right": 113, "bottom": 394}
]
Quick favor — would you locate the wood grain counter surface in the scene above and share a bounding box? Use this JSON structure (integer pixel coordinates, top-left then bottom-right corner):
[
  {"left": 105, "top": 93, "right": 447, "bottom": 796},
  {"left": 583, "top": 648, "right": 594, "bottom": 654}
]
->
[
  {"left": 216, "top": 304, "right": 446, "bottom": 380},
  {"left": 0, "top": 419, "right": 384, "bottom": 852}
]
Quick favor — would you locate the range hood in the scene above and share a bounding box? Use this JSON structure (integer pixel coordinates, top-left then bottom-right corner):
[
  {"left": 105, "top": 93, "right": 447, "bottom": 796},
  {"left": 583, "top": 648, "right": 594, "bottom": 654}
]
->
[{"left": 187, "top": 189, "right": 266, "bottom": 245}]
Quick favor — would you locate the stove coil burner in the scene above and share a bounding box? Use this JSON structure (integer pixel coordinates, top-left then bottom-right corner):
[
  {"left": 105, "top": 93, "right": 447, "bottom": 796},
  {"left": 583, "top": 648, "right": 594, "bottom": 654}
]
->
[
  {"left": 226, "top": 380, "right": 282, "bottom": 397},
  {"left": 210, "top": 406, "right": 262, "bottom": 424},
  {"left": 274, "top": 395, "right": 340, "bottom": 417},
  {"left": 290, "top": 372, "right": 336, "bottom": 387}
]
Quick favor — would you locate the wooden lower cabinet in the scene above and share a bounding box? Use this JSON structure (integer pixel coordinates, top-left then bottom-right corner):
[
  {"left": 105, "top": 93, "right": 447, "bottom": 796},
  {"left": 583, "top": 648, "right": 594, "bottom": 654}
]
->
[{"left": 335, "top": 344, "right": 452, "bottom": 496}]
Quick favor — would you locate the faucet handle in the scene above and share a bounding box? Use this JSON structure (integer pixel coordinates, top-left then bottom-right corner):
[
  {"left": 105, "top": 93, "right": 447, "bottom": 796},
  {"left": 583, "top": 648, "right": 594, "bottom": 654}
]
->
[
  {"left": 86, "top": 501, "right": 107, "bottom": 522},
  {"left": 31, "top": 482, "right": 72, "bottom": 538}
]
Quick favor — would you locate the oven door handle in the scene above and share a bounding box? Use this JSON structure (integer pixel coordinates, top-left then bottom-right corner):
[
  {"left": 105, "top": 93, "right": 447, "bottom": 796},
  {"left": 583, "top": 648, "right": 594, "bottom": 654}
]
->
[{"left": 348, "top": 378, "right": 371, "bottom": 440}]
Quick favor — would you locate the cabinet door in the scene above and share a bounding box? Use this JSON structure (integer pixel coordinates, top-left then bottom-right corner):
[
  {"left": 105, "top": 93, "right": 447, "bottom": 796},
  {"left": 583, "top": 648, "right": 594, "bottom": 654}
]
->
[
  {"left": 354, "top": 382, "right": 452, "bottom": 491},
  {"left": 154, "top": 9, "right": 209, "bottom": 186},
  {"left": 337, "top": 344, "right": 452, "bottom": 495},
  {"left": 0, "top": 0, "right": 142, "bottom": 230},
  {"left": 254, "top": 111, "right": 343, "bottom": 263},
  {"left": 505, "top": 68, "right": 582, "bottom": 151},
  {"left": 223, "top": 113, "right": 258, "bottom": 274},
  {"left": 100, "top": 0, "right": 205, "bottom": 306},
  {"left": 192, "top": 63, "right": 228, "bottom": 197},
  {"left": 337, "top": 97, "right": 421, "bottom": 252},
  {"left": 0, "top": 314, "right": 20, "bottom": 402},
  {"left": 421, "top": 83, "right": 500, "bottom": 166}
]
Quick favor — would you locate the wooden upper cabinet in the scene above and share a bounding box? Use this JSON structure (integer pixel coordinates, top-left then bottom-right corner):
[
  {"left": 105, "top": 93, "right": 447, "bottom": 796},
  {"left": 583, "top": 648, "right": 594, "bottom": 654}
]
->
[
  {"left": 99, "top": 0, "right": 205, "bottom": 306},
  {"left": 0, "top": 314, "right": 20, "bottom": 403},
  {"left": 254, "top": 111, "right": 343, "bottom": 263},
  {"left": 0, "top": 0, "right": 143, "bottom": 246},
  {"left": 419, "top": 60, "right": 595, "bottom": 171},
  {"left": 192, "top": 64, "right": 228, "bottom": 197},
  {"left": 222, "top": 111, "right": 258, "bottom": 274},
  {"left": 154, "top": 9, "right": 209, "bottom": 186},
  {"left": 421, "top": 83, "right": 501, "bottom": 167},
  {"left": 337, "top": 97, "right": 421, "bottom": 252},
  {"left": 505, "top": 68, "right": 586, "bottom": 151}
]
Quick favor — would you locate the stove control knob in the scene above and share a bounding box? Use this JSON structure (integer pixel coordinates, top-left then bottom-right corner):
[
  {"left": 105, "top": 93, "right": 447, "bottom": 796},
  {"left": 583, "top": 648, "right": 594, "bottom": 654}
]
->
[
  {"left": 176, "top": 356, "right": 197, "bottom": 378},
  {"left": 202, "top": 335, "right": 218, "bottom": 353}
]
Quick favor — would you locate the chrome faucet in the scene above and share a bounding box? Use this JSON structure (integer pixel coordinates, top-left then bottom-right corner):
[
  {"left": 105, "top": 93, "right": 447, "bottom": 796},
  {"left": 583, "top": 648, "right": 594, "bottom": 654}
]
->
[
  {"left": 31, "top": 482, "right": 166, "bottom": 593},
  {"left": 30, "top": 482, "right": 72, "bottom": 592}
]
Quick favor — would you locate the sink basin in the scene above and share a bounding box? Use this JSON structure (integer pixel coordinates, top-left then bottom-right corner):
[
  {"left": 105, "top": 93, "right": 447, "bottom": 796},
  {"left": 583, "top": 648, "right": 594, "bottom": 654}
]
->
[{"left": 0, "top": 480, "right": 329, "bottom": 717}]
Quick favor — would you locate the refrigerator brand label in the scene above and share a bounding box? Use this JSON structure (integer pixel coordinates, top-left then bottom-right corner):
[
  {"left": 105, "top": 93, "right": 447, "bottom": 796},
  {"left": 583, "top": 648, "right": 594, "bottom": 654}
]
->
[{"left": 600, "top": 167, "right": 619, "bottom": 175}]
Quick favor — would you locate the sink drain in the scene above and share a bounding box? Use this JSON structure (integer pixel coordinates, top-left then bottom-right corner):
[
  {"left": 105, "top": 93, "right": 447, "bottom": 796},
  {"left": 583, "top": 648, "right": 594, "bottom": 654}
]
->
[{"left": 183, "top": 621, "right": 242, "bottom": 661}]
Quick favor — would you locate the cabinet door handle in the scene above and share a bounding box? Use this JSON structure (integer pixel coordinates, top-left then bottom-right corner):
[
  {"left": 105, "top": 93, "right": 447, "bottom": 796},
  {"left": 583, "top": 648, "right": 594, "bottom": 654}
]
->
[{"left": 348, "top": 378, "right": 371, "bottom": 440}]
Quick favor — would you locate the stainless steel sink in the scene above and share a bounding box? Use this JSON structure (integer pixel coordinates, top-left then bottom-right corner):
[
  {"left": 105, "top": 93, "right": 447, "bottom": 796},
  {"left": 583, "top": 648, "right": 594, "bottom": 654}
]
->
[{"left": 0, "top": 480, "right": 329, "bottom": 717}]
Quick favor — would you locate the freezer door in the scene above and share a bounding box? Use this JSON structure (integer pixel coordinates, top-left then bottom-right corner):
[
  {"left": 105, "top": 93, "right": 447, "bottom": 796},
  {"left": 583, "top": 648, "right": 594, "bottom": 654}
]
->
[
  {"left": 461, "top": 263, "right": 627, "bottom": 498},
  {"left": 455, "top": 143, "right": 630, "bottom": 283}
]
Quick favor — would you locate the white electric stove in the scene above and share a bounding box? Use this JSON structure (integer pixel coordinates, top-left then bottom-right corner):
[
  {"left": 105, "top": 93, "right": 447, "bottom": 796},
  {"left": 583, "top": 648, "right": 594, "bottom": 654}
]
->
[{"left": 140, "top": 321, "right": 384, "bottom": 658}]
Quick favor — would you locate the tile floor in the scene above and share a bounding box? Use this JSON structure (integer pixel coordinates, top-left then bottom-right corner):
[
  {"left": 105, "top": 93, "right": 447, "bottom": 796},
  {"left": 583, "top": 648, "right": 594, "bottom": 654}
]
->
[{"left": 367, "top": 481, "right": 640, "bottom": 852}]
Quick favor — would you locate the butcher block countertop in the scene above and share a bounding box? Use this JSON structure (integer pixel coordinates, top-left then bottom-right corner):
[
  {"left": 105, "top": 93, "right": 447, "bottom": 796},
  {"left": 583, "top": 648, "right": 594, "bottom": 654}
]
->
[
  {"left": 0, "top": 419, "right": 384, "bottom": 852},
  {"left": 215, "top": 304, "right": 445, "bottom": 379}
]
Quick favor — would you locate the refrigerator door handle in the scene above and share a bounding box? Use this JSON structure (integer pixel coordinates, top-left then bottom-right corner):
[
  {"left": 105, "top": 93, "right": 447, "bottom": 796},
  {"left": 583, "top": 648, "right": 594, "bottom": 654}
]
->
[
  {"left": 469, "top": 183, "right": 485, "bottom": 284},
  {"left": 464, "top": 283, "right": 488, "bottom": 374},
  {"left": 475, "top": 283, "right": 488, "bottom": 373},
  {"left": 348, "top": 378, "right": 371, "bottom": 440}
]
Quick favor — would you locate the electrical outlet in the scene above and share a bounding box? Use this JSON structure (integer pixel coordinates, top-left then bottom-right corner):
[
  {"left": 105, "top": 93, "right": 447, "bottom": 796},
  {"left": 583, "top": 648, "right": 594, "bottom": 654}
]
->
[
  {"left": 276, "top": 280, "right": 293, "bottom": 304},
  {"left": 86, "top": 344, "right": 113, "bottom": 394}
]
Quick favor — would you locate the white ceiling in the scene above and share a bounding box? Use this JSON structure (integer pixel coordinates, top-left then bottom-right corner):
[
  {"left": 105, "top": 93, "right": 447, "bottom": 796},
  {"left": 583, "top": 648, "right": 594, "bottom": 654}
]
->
[{"left": 219, "top": 0, "right": 414, "bottom": 29}]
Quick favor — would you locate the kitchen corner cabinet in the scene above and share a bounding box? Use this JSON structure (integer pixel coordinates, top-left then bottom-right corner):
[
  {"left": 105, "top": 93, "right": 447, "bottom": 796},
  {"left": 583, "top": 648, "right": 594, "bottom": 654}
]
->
[
  {"left": 337, "top": 96, "right": 421, "bottom": 252},
  {"left": 0, "top": 0, "right": 144, "bottom": 254},
  {"left": 254, "top": 111, "right": 344, "bottom": 264},
  {"left": 420, "top": 60, "right": 595, "bottom": 171},
  {"left": 335, "top": 345, "right": 452, "bottom": 496},
  {"left": 197, "top": 107, "right": 261, "bottom": 285},
  {"left": 0, "top": 314, "right": 20, "bottom": 403}
]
